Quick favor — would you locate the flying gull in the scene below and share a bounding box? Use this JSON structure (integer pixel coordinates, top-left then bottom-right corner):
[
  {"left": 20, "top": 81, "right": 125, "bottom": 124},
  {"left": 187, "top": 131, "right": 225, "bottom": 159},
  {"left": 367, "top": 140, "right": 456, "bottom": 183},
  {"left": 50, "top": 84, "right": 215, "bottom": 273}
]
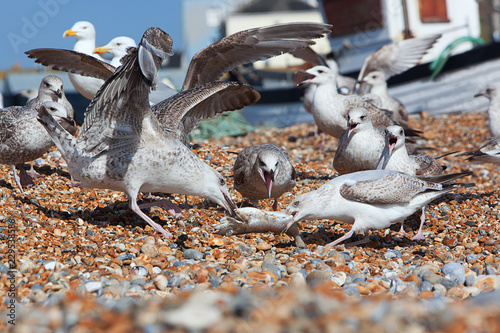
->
[
  {"left": 63, "top": 21, "right": 106, "bottom": 100},
  {"left": 283, "top": 170, "right": 471, "bottom": 247},
  {"left": 233, "top": 143, "right": 296, "bottom": 210},
  {"left": 0, "top": 101, "right": 76, "bottom": 193},
  {"left": 36, "top": 27, "right": 261, "bottom": 237}
]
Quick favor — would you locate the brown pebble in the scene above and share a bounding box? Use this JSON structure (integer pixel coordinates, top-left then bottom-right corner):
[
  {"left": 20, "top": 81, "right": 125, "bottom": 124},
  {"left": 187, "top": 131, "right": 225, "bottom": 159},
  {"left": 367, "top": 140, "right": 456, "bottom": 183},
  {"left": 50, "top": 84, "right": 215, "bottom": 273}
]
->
[
  {"left": 420, "top": 290, "right": 435, "bottom": 299},
  {"left": 257, "top": 242, "right": 272, "bottom": 251}
]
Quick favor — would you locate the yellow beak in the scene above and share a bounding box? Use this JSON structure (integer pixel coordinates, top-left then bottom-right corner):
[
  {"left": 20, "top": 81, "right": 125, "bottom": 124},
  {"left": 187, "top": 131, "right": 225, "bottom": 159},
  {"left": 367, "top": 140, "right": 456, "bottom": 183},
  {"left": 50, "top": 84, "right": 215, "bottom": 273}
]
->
[
  {"left": 63, "top": 29, "right": 76, "bottom": 38},
  {"left": 93, "top": 46, "right": 111, "bottom": 54}
]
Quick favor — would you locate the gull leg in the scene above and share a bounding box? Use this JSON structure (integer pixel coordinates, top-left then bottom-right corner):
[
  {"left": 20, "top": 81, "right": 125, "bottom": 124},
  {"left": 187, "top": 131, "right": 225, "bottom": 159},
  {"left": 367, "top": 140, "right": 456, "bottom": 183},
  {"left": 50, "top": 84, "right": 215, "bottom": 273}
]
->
[
  {"left": 69, "top": 175, "right": 80, "bottom": 187},
  {"left": 324, "top": 228, "right": 356, "bottom": 248},
  {"left": 26, "top": 163, "right": 41, "bottom": 178},
  {"left": 10, "top": 165, "right": 24, "bottom": 194},
  {"left": 412, "top": 206, "right": 427, "bottom": 240},
  {"left": 344, "top": 233, "right": 371, "bottom": 248},
  {"left": 129, "top": 197, "right": 172, "bottom": 238},
  {"left": 17, "top": 164, "right": 35, "bottom": 187},
  {"left": 139, "top": 199, "right": 183, "bottom": 218},
  {"left": 399, "top": 220, "right": 411, "bottom": 237},
  {"left": 272, "top": 199, "right": 278, "bottom": 211}
]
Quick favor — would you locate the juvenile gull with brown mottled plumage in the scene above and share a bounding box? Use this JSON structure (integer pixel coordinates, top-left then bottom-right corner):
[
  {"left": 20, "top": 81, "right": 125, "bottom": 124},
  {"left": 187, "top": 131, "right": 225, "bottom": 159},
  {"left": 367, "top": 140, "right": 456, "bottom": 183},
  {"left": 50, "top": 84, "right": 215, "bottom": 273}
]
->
[
  {"left": 0, "top": 101, "right": 75, "bottom": 193},
  {"left": 37, "top": 27, "right": 261, "bottom": 238},
  {"left": 233, "top": 143, "right": 296, "bottom": 210},
  {"left": 283, "top": 170, "right": 471, "bottom": 247}
]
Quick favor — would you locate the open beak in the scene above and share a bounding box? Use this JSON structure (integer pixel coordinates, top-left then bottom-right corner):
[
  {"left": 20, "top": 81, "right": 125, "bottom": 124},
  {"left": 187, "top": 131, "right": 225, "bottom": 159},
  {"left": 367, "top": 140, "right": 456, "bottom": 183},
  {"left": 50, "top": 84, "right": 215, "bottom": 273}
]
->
[
  {"left": 94, "top": 46, "right": 111, "bottom": 54},
  {"left": 296, "top": 70, "right": 315, "bottom": 87},
  {"left": 348, "top": 122, "right": 358, "bottom": 138},
  {"left": 63, "top": 29, "right": 76, "bottom": 38},
  {"left": 262, "top": 170, "right": 275, "bottom": 198}
]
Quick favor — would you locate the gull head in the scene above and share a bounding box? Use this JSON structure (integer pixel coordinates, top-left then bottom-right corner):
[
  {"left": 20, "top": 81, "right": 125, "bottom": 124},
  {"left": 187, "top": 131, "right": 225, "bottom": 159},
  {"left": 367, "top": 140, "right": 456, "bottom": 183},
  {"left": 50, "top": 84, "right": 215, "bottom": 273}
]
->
[
  {"left": 63, "top": 21, "right": 96, "bottom": 40},
  {"left": 347, "top": 107, "right": 371, "bottom": 138},
  {"left": 256, "top": 150, "right": 280, "bottom": 199},
  {"left": 39, "top": 75, "right": 64, "bottom": 99},
  {"left": 385, "top": 125, "right": 405, "bottom": 155},
  {"left": 361, "top": 70, "right": 386, "bottom": 86},
  {"left": 94, "top": 36, "right": 137, "bottom": 58},
  {"left": 39, "top": 101, "right": 73, "bottom": 127},
  {"left": 297, "top": 65, "right": 336, "bottom": 87}
]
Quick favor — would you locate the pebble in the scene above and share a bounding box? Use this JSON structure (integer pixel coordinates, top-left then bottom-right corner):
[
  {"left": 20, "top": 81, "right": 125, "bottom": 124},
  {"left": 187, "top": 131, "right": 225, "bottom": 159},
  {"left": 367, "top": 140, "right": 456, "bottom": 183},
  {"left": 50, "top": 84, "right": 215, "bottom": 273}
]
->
[
  {"left": 183, "top": 249, "right": 204, "bottom": 260},
  {"left": 441, "top": 262, "right": 466, "bottom": 285}
]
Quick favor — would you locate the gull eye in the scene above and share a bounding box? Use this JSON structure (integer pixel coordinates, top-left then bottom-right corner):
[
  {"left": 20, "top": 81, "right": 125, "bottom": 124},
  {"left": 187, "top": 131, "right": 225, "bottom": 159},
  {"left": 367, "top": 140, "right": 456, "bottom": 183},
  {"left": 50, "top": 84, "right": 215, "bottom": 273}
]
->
[
  {"left": 219, "top": 178, "right": 225, "bottom": 186},
  {"left": 399, "top": 129, "right": 404, "bottom": 135},
  {"left": 293, "top": 200, "right": 300, "bottom": 207},
  {"left": 117, "top": 43, "right": 121, "bottom": 46},
  {"left": 318, "top": 70, "right": 324, "bottom": 74},
  {"left": 360, "top": 115, "right": 365, "bottom": 120}
]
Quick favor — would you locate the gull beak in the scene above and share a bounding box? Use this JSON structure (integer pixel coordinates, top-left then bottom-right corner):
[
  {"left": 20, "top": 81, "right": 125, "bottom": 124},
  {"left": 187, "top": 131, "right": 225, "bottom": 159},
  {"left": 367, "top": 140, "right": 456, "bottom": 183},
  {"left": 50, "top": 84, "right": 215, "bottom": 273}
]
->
[
  {"left": 348, "top": 122, "right": 358, "bottom": 138},
  {"left": 474, "top": 91, "right": 486, "bottom": 98},
  {"left": 63, "top": 29, "right": 76, "bottom": 38},
  {"left": 55, "top": 89, "right": 62, "bottom": 98},
  {"left": 281, "top": 209, "right": 300, "bottom": 234},
  {"left": 297, "top": 71, "right": 315, "bottom": 87},
  {"left": 221, "top": 191, "right": 241, "bottom": 220},
  {"left": 94, "top": 46, "right": 111, "bottom": 54},
  {"left": 62, "top": 117, "right": 75, "bottom": 127},
  {"left": 262, "top": 170, "right": 274, "bottom": 199}
]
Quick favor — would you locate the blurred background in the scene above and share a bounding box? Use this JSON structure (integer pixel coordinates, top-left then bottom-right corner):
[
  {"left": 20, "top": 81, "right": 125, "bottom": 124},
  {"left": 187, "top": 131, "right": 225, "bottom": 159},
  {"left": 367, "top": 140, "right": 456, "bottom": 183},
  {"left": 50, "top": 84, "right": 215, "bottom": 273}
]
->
[{"left": 1, "top": 0, "right": 499, "bottom": 130}]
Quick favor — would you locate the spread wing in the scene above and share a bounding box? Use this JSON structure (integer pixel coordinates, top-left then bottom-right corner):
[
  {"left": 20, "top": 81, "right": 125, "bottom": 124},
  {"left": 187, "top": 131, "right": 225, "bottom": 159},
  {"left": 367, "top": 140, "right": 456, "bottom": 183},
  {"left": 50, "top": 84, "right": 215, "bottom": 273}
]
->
[
  {"left": 357, "top": 34, "right": 441, "bottom": 81},
  {"left": 182, "top": 23, "right": 331, "bottom": 90},
  {"left": 25, "top": 48, "right": 116, "bottom": 80},
  {"left": 152, "top": 81, "right": 260, "bottom": 144},
  {"left": 339, "top": 172, "right": 441, "bottom": 204},
  {"left": 78, "top": 28, "right": 173, "bottom": 156}
]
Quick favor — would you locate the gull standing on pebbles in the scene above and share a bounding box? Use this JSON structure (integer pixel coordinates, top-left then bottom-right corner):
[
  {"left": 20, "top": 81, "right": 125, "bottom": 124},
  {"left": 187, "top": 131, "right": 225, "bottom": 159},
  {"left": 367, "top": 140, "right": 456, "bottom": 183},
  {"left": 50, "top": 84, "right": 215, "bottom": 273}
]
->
[
  {"left": 376, "top": 125, "right": 449, "bottom": 239},
  {"left": 233, "top": 143, "right": 296, "bottom": 210},
  {"left": 0, "top": 101, "right": 75, "bottom": 193},
  {"left": 63, "top": 21, "right": 106, "bottom": 100},
  {"left": 36, "top": 27, "right": 261, "bottom": 238},
  {"left": 333, "top": 108, "right": 385, "bottom": 175},
  {"left": 283, "top": 170, "right": 471, "bottom": 247},
  {"left": 23, "top": 75, "right": 78, "bottom": 180},
  {"left": 475, "top": 85, "right": 500, "bottom": 137}
]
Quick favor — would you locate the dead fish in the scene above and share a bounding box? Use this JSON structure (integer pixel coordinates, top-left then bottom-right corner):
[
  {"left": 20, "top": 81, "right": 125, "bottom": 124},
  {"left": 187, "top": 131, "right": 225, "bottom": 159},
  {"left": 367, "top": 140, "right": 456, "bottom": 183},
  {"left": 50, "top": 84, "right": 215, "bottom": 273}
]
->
[{"left": 214, "top": 207, "right": 305, "bottom": 247}]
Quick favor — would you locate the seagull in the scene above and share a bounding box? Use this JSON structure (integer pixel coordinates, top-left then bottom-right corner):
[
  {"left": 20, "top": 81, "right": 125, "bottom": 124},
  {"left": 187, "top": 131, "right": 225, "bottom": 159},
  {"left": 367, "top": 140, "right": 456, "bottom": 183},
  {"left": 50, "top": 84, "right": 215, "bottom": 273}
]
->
[
  {"left": 283, "top": 170, "right": 471, "bottom": 247},
  {"left": 456, "top": 137, "right": 500, "bottom": 165},
  {"left": 25, "top": 75, "right": 77, "bottom": 131},
  {"left": 233, "top": 143, "right": 296, "bottom": 210},
  {"left": 36, "top": 27, "right": 261, "bottom": 238},
  {"left": 360, "top": 71, "right": 409, "bottom": 128},
  {"left": 376, "top": 125, "right": 446, "bottom": 176},
  {"left": 297, "top": 66, "right": 418, "bottom": 140},
  {"left": 22, "top": 75, "right": 78, "bottom": 179},
  {"left": 27, "top": 22, "right": 331, "bottom": 142},
  {"left": 355, "top": 34, "right": 441, "bottom": 94},
  {"left": 94, "top": 36, "right": 137, "bottom": 67},
  {"left": 475, "top": 85, "right": 500, "bottom": 137},
  {"left": 0, "top": 101, "right": 75, "bottom": 193},
  {"left": 63, "top": 21, "right": 106, "bottom": 100},
  {"left": 333, "top": 107, "right": 385, "bottom": 175},
  {"left": 376, "top": 125, "right": 449, "bottom": 239}
]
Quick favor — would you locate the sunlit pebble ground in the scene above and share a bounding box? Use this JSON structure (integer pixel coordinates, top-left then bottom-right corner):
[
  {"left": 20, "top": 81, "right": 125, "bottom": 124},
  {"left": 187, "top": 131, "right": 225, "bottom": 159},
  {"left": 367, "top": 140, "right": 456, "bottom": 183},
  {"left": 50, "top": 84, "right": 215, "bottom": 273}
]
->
[{"left": 1, "top": 110, "right": 500, "bottom": 332}]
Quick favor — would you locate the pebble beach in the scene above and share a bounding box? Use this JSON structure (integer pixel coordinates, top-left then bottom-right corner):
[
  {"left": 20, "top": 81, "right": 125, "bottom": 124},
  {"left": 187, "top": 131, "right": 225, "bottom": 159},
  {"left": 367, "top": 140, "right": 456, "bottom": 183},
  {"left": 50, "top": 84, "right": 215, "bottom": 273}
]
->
[{"left": 1, "top": 109, "right": 500, "bottom": 332}]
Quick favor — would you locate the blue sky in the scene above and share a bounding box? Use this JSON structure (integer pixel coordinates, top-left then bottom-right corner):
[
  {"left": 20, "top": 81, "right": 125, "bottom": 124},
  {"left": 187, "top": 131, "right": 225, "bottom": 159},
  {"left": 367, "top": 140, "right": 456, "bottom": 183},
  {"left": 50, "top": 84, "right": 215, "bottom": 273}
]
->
[{"left": 0, "top": 0, "right": 183, "bottom": 70}]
